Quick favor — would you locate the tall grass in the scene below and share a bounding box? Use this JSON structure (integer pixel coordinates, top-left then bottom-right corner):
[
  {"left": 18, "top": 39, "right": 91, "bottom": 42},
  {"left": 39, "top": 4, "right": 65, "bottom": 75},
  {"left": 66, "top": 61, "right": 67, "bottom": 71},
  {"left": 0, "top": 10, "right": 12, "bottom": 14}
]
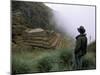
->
[
  {"left": 12, "top": 47, "right": 96, "bottom": 74},
  {"left": 12, "top": 48, "right": 73, "bottom": 74},
  {"left": 12, "top": 56, "right": 33, "bottom": 74},
  {"left": 82, "top": 52, "right": 96, "bottom": 70}
]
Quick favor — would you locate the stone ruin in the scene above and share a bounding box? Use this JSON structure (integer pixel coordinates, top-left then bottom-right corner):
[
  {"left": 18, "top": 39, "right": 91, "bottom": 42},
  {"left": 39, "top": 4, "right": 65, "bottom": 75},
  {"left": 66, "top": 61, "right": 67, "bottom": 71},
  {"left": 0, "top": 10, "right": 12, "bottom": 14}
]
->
[{"left": 14, "top": 28, "right": 62, "bottom": 49}]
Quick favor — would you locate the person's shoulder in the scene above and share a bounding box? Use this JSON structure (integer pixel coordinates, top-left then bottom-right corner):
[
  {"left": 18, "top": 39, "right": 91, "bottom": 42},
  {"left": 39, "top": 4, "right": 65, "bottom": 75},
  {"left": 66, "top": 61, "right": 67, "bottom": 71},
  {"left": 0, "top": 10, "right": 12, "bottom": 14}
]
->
[
  {"left": 80, "top": 34, "right": 87, "bottom": 40},
  {"left": 76, "top": 34, "right": 86, "bottom": 39},
  {"left": 76, "top": 35, "right": 80, "bottom": 39}
]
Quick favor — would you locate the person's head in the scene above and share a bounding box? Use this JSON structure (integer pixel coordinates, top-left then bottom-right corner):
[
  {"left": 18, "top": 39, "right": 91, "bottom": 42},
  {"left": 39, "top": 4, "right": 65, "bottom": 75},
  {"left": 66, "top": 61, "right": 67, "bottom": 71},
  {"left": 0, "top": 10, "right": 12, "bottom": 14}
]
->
[{"left": 77, "top": 26, "right": 86, "bottom": 34}]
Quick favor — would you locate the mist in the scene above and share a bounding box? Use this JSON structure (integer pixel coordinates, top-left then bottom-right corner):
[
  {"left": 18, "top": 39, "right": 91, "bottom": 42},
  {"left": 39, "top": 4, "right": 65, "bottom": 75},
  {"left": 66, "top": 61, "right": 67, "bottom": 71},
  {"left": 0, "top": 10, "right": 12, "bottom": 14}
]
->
[{"left": 45, "top": 3, "right": 96, "bottom": 44}]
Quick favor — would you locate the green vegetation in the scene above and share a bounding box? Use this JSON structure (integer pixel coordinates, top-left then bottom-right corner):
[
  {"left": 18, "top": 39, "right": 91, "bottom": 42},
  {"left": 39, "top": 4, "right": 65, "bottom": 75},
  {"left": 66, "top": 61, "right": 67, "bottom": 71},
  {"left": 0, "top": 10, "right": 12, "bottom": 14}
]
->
[
  {"left": 82, "top": 52, "right": 96, "bottom": 70},
  {"left": 12, "top": 48, "right": 73, "bottom": 74},
  {"left": 12, "top": 1, "right": 96, "bottom": 74},
  {"left": 12, "top": 41, "right": 96, "bottom": 74},
  {"left": 12, "top": 1, "right": 53, "bottom": 30}
]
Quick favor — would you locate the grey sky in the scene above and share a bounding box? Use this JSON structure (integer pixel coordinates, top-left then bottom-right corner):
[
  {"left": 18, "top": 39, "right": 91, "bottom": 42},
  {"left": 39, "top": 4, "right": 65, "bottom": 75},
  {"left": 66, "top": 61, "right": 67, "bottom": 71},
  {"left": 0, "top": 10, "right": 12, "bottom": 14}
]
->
[{"left": 45, "top": 3, "right": 96, "bottom": 43}]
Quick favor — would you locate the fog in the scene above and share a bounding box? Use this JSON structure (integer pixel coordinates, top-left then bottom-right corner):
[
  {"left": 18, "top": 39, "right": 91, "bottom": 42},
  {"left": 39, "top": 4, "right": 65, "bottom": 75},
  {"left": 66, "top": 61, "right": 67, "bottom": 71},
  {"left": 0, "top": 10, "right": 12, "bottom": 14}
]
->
[{"left": 45, "top": 3, "right": 96, "bottom": 44}]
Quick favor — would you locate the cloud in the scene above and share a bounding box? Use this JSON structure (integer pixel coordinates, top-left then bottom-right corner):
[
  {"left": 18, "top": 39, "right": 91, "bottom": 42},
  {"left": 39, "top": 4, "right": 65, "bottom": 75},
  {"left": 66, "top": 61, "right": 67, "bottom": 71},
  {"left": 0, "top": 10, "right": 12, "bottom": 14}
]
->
[{"left": 45, "top": 3, "right": 96, "bottom": 43}]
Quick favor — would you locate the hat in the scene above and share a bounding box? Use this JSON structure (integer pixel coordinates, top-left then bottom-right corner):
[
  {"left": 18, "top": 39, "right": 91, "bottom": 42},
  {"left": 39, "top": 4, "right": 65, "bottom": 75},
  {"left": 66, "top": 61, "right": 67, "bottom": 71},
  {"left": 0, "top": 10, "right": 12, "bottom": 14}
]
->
[{"left": 77, "top": 26, "right": 85, "bottom": 34}]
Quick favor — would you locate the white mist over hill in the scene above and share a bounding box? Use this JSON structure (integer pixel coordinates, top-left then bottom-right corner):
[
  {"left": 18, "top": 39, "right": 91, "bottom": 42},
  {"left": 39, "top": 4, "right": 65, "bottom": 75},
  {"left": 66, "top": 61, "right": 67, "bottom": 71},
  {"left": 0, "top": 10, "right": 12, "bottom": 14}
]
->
[{"left": 45, "top": 3, "right": 96, "bottom": 44}]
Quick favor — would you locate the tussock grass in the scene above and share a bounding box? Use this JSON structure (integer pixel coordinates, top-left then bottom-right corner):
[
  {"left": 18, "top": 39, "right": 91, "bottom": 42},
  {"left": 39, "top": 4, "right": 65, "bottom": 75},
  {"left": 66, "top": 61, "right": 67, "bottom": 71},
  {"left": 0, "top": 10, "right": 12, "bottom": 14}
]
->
[
  {"left": 82, "top": 52, "right": 96, "bottom": 70},
  {"left": 12, "top": 42, "right": 96, "bottom": 74},
  {"left": 12, "top": 48, "right": 73, "bottom": 74}
]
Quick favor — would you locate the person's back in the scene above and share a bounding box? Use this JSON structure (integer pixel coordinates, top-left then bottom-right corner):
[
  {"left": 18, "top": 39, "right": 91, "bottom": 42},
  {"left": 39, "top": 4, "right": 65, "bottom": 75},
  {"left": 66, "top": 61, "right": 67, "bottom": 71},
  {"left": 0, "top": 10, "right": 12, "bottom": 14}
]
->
[
  {"left": 75, "top": 34, "right": 87, "bottom": 57},
  {"left": 74, "top": 26, "right": 87, "bottom": 69}
]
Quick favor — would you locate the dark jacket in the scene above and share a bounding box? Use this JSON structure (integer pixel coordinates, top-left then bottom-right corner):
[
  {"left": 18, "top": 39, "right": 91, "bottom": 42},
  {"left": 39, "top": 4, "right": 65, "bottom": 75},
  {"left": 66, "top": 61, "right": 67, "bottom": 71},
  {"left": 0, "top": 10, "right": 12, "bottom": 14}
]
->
[{"left": 75, "top": 34, "right": 87, "bottom": 57}]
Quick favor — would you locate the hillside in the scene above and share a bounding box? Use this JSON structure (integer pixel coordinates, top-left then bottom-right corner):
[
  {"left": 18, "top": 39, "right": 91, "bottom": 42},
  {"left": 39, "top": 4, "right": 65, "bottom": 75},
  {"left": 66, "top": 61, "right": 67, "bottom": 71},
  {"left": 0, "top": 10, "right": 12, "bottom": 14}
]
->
[
  {"left": 12, "top": 1, "right": 53, "bottom": 40},
  {"left": 12, "top": 1, "right": 96, "bottom": 74},
  {"left": 12, "top": 1, "right": 73, "bottom": 74},
  {"left": 12, "top": 1, "right": 53, "bottom": 29},
  {"left": 12, "top": 1, "right": 68, "bottom": 50}
]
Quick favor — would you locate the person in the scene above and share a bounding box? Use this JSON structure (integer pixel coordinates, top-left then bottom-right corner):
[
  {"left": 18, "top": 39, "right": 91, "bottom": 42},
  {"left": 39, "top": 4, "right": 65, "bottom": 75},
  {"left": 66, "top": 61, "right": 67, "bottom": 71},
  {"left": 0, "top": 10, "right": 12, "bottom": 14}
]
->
[{"left": 74, "top": 26, "right": 87, "bottom": 69}]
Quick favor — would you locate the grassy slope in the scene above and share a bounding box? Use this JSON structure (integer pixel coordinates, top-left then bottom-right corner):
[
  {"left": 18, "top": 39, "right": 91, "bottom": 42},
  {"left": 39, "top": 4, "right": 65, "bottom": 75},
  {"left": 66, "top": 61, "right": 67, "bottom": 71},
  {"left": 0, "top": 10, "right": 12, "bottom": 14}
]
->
[
  {"left": 12, "top": 1, "right": 96, "bottom": 74},
  {"left": 12, "top": 40, "right": 96, "bottom": 74}
]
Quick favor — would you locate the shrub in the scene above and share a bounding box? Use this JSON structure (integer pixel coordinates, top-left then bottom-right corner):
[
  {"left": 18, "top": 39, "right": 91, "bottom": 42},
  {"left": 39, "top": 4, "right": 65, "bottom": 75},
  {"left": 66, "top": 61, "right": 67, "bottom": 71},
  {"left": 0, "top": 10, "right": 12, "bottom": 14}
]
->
[
  {"left": 59, "top": 49, "right": 72, "bottom": 63},
  {"left": 35, "top": 49, "right": 73, "bottom": 72},
  {"left": 12, "top": 57, "right": 33, "bottom": 74},
  {"left": 36, "top": 55, "right": 53, "bottom": 72},
  {"left": 34, "top": 50, "right": 60, "bottom": 72},
  {"left": 58, "top": 49, "right": 73, "bottom": 70},
  {"left": 82, "top": 52, "right": 96, "bottom": 70},
  {"left": 12, "top": 48, "right": 84, "bottom": 74}
]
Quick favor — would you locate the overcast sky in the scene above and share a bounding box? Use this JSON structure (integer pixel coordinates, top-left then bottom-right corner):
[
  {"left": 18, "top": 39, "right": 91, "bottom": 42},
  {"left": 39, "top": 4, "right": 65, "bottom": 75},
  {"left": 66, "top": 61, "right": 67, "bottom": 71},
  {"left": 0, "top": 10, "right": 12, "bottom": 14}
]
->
[{"left": 45, "top": 3, "right": 96, "bottom": 43}]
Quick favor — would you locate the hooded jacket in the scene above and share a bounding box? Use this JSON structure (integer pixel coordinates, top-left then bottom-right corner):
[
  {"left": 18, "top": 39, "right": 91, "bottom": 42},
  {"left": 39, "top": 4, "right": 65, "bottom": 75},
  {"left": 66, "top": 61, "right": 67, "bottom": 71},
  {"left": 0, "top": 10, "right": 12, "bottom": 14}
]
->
[{"left": 75, "top": 34, "right": 87, "bottom": 57}]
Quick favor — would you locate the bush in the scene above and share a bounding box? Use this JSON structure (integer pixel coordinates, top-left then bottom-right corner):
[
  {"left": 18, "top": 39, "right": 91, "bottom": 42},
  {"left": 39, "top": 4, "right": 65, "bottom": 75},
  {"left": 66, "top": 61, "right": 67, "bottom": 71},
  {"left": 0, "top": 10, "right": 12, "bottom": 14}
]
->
[
  {"left": 12, "top": 57, "right": 33, "bottom": 74},
  {"left": 59, "top": 49, "right": 72, "bottom": 63},
  {"left": 58, "top": 49, "right": 73, "bottom": 70},
  {"left": 36, "top": 56, "right": 52, "bottom": 72},
  {"left": 12, "top": 48, "right": 96, "bottom": 74},
  {"left": 30, "top": 49, "right": 73, "bottom": 72},
  {"left": 82, "top": 52, "right": 96, "bottom": 70}
]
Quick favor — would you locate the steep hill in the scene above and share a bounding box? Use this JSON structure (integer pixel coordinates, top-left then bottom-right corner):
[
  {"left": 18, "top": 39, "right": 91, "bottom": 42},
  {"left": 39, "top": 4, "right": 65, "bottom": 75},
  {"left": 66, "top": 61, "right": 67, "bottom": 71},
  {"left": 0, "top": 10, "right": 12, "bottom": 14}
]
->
[
  {"left": 12, "top": 1, "right": 70, "bottom": 50},
  {"left": 12, "top": 1, "right": 53, "bottom": 29}
]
